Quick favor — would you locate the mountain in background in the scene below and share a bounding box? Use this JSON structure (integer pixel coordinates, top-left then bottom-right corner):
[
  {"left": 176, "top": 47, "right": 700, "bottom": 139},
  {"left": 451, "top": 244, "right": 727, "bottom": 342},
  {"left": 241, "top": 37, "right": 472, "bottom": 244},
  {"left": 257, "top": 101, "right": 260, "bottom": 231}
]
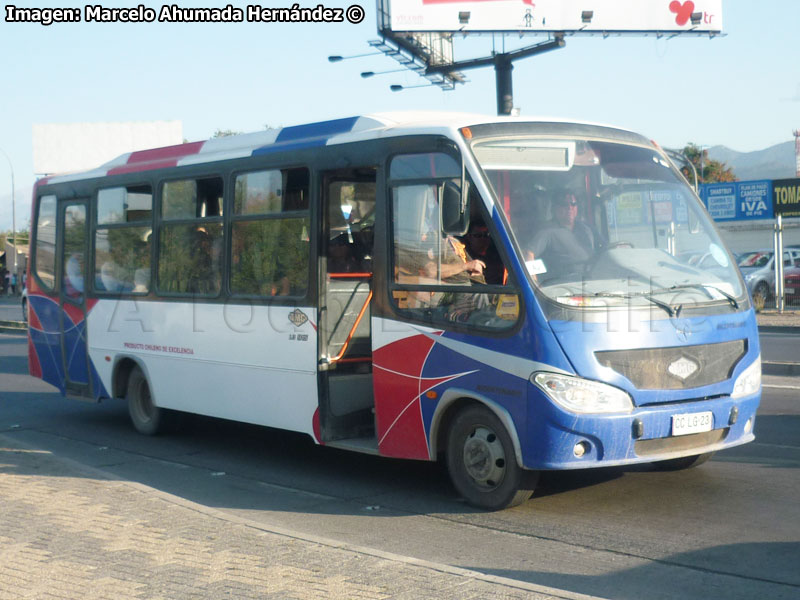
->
[{"left": 707, "top": 141, "right": 796, "bottom": 181}]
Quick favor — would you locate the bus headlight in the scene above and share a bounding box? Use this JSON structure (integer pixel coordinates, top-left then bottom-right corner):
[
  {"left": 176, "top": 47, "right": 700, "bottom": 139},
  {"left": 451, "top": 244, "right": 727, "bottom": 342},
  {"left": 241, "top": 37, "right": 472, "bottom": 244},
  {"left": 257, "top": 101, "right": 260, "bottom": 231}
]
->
[
  {"left": 731, "top": 355, "right": 761, "bottom": 398},
  {"left": 532, "top": 372, "right": 633, "bottom": 414}
]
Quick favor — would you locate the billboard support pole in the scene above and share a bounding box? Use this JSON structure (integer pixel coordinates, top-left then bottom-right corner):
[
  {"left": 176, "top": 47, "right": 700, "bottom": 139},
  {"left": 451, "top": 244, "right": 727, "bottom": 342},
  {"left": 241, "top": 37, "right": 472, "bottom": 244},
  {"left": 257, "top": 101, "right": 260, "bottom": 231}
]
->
[
  {"left": 774, "top": 214, "right": 784, "bottom": 313},
  {"left": 426, "top": 35, "right": 565, "bottom": 115},
  {"left": 495, "top": 56, "right": 513, "bottom": 115}
]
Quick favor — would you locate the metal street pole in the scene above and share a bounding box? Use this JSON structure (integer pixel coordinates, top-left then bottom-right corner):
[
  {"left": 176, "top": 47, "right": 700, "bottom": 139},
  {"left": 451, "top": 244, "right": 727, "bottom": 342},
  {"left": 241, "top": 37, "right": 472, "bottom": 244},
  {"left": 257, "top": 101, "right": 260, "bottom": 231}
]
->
[{"left": 0, "top": 147, "right": 16, "bottom": 285}]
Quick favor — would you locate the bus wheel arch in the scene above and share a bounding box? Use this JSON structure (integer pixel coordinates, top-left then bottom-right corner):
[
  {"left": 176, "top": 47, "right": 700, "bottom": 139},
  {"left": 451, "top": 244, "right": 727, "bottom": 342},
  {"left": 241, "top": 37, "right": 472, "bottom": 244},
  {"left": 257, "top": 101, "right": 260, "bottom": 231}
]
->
[
  {"left": 112, "top": 357, "right": 140, "bottom": 400},
  {"left": 432, "top": 393, "right": 537, "bottom": 510},
  {"left": 120, "top": 362, "right": 169, "bottom": 436}
]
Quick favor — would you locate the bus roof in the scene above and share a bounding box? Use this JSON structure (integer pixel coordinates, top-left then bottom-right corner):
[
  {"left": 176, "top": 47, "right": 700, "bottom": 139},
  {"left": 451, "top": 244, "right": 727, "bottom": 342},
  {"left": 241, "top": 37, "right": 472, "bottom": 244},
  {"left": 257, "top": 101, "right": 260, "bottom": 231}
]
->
[{"left": 41, "top": 112, "right": 640, "bottom": 185}]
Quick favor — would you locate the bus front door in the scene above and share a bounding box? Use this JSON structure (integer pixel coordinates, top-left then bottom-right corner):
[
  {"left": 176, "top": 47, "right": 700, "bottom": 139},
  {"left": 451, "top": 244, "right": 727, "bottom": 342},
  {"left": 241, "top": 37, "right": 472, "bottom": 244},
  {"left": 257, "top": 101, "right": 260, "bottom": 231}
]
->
[
  {"left": 57, "top": 201, "right": 92, "bottom": 398},
  {"left": 317, "top": 169, "right": 377, "bottom": 442}
]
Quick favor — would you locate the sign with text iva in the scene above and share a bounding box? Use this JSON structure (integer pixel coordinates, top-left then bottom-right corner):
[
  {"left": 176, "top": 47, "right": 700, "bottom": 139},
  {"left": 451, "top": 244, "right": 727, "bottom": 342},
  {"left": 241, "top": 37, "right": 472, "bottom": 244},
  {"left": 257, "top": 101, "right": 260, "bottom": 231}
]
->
[
  {"left": 699, "top": 180, "right": 773, "bottom": 222},
  {"left": 773, "top": 178, "right": 800, "bottom": 218}
]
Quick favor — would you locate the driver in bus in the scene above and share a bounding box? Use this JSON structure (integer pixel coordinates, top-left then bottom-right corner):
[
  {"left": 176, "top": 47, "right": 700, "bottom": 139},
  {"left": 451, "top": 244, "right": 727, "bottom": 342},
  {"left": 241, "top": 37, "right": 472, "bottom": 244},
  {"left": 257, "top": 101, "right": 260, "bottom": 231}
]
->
[{"left": 527, "top": 192, "right": 595, "bottom": 277}]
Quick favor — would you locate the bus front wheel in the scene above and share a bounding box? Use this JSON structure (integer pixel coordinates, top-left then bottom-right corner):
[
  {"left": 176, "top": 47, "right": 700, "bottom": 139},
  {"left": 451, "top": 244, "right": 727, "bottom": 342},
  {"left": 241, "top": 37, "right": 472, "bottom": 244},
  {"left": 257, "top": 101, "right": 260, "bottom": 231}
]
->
[
  {"left": 446, "top": 405, "right": 536, "bottom": 510},
  {"left": 127, "top": 366, "right": 166, "bottom": 435}
]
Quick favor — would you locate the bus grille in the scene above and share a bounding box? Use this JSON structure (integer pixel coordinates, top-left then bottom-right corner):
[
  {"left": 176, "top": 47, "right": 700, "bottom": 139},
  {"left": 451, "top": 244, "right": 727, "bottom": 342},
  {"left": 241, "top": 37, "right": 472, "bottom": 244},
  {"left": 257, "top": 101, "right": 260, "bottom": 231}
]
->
[
  {"left": 635, "top": 429, "right": 728, "bottom": 456},
  {"left": 595, "top": 340, "right": 747, "bottom": 390}
]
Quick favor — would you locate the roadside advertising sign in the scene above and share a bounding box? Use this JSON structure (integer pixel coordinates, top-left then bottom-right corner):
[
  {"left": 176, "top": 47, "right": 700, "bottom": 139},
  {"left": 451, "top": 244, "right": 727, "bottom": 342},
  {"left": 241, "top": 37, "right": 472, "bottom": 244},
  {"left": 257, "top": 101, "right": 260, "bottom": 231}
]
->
[
  {"left": 772, "top": 178, "right": 800, "bottom": 217},
  {"left": 383, "top": 0, "right": 723, "bottom": 34},
  {"left": 699, "top": 180, "right": 773, "bottom": 221}
]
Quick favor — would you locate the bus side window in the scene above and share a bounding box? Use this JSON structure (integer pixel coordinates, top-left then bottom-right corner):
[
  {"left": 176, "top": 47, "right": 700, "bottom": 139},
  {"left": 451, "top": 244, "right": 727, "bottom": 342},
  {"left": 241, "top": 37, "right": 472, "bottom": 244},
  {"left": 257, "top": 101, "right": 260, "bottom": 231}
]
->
[
  {"left": 230, "top": 167, "right": 311, "bottom": 297},
  {"left": 326, "top": 176, "right": 376, "bottom": 274},
  {"left": 158, "top": 177, "right": 224, "bottom": 296},
  {"left": 388, "top": 152, "right": 520, "bottom": 331}
]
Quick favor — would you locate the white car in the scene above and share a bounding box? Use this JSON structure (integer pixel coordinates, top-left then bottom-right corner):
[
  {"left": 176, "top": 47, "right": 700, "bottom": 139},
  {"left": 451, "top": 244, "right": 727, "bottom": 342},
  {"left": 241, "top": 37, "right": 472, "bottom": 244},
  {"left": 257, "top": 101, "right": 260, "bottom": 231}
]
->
[{"left": 738, "top": 248, "right": 800, "bottom": 302}]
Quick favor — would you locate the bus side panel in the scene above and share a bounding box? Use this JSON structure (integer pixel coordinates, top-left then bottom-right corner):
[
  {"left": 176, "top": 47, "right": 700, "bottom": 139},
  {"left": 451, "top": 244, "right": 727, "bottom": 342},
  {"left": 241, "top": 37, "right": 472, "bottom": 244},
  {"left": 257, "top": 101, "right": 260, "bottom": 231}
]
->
[
  {"left": 371, "top": 320, "right": 441, "bottom": 460},
  {"left": 371, "top": 317, "right": 535, "bottom": 461},
  {"left": 87, "top": 300, "right": 319, "bottom": 436},
  {"left": 27, "top": 292, "right": 65, "bottom": 393}
]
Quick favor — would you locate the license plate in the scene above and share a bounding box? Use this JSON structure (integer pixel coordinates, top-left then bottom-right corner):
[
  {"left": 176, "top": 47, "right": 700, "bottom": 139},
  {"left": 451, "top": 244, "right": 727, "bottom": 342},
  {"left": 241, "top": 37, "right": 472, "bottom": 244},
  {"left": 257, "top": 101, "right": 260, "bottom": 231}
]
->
[
  {"left": 671, "top": 411, "right": 713, "bottom": 436},
  {"left": 786, "top": 287, "right": 795, "bottom": 294}
]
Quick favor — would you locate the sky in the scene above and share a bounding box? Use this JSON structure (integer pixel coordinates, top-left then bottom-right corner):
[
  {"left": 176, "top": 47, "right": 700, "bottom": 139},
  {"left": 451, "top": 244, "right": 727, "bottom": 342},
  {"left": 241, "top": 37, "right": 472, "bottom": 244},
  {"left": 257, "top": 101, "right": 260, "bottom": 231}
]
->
[{"left": 1, "top": 0, "right": 799, "bottom": 231}]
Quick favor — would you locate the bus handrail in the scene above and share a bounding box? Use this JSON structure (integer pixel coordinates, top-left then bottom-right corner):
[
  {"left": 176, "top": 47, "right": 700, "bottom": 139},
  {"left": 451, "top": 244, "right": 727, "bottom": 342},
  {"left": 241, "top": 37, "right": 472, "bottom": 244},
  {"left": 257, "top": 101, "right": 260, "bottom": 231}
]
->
[{"left": 329, "top": 290, "right": 373, "bottom": 364}]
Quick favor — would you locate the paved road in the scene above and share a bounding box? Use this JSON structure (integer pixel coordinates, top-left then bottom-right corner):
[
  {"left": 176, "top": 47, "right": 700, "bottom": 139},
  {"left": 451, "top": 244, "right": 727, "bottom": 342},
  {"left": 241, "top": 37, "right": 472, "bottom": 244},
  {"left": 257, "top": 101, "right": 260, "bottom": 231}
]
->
[
  {"left": 0, "top": 296, "right": 23, "bottom": 323},
  {"left": 760, "top": 331, "right": 800, "bottom": 364},
  {"left": 1, "top": 332, "right": 799, "bottom": 600}
]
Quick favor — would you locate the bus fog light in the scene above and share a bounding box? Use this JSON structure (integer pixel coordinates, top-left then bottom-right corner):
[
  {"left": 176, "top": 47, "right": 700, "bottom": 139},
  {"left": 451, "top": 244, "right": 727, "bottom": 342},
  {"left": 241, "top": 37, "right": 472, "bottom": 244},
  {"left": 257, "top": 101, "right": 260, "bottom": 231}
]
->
[
  {"left": 573, "top": 441, "right": 590, "bottom": 458},
  {"left": 744, "top": 418, "right": 752, "bottom": 434},
  {"left": 729, "top": 406, "right": 738, "bottom": 425}
]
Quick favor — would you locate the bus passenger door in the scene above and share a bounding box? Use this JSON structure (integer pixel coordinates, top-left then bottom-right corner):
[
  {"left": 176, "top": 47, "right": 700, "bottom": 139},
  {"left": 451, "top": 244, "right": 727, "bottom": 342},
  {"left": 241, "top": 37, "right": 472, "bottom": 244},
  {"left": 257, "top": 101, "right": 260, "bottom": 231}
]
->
[
  {"left": 317, "top": 168, "right": 377, "bottom": 442},
  {"left": 58, "top": 201, "right": 92, "bottom": 397}
]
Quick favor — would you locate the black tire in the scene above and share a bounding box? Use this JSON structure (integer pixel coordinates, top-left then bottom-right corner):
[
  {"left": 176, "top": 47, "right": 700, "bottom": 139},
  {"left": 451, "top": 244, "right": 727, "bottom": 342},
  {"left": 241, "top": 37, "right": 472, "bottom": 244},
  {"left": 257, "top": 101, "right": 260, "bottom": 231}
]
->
[
  {"left": 126, "top": 366, "right": 166, "bottom": 435},
  {"left": 21, "top": 297, "right": 27, "bottom": 322},
  {"left": 446, "top": 405, "right": 536, "bottom": 510},
  {"left": 652, "top": 452, "right": 715, "bottom": 471}
]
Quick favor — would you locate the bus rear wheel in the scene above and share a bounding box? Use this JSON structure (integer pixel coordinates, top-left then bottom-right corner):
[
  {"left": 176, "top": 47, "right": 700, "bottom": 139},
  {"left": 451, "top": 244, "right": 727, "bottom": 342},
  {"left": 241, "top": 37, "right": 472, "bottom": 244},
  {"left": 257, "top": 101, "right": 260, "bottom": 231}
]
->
[
  {"left": 446, "top": 405, "right": 536, "bottom": 510},
  {"left": 127, "top": 366, "right": 166, "bottom": 435}
]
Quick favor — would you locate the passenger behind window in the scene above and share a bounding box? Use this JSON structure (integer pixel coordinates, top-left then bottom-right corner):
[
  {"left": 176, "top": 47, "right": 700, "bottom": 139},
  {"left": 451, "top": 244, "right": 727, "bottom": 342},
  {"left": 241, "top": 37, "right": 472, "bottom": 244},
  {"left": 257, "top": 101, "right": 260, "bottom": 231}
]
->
[
  {"left": 133, "top": 268, "right": 149, "bottom": 293},
  {"left": 462, "top": 221, "right": 504, "bottom": 285},
  {"left": 187, "top": 227, "right": 217, "bottom": 295},
  {"left": 99, "top": 261, "right": 123, "bottom": 293},
  {"left": 65, "top": 254, "right": 84, "bottom": 297},
  {"left": 527, "top": 192, "right": 596, "bottom": 279}
]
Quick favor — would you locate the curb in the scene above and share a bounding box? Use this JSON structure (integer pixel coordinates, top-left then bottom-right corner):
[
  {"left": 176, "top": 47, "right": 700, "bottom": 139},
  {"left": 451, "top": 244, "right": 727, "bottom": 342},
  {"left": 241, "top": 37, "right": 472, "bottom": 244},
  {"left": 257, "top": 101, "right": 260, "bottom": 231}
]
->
[
  {"left": 762, "top": 361, "right": 800, "bottom": 377},
  {"left": 758, "top": 325, "right": 800, "bottom": 334},
  {"left": 0, "top": 319, "right": 26, "bottom": 335}
]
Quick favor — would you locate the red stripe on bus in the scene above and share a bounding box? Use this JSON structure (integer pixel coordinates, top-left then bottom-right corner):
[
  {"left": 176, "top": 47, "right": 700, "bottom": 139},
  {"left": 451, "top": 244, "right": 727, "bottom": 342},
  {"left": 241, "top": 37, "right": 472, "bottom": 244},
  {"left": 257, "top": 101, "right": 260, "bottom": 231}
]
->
[
  {"left": 107, "top": 141, "right": 205, "bottom": 175},
  {"left": 126, "top": 141, "right": 205, "bottom": 164},
  {"left": 108, "top": 159, "right": 181, "bottom": 175}
]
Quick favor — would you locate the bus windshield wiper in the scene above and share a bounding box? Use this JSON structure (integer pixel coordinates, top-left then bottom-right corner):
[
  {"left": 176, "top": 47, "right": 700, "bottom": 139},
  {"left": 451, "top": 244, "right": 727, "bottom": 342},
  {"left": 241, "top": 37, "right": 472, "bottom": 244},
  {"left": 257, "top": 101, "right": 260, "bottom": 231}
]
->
[
  {"left": 589, "top": 291, "right": 676, "bottom": 317},
  {"left": 651, "top": 284, "right": 739, "bottom": 310}
]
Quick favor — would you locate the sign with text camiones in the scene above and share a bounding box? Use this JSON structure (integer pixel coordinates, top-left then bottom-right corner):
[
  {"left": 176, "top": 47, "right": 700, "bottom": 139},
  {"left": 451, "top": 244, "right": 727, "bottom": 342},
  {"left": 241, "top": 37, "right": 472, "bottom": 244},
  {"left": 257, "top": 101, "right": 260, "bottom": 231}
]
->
[{"left": 699, "top": 180, "right": 773, "bottom": 222}]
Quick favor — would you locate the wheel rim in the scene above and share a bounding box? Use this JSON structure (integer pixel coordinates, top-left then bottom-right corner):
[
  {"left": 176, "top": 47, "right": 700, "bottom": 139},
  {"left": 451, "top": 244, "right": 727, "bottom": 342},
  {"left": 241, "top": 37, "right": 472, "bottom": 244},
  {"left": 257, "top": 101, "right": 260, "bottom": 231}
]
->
[
  {"left": 462, "top": 425, "right": 506, "bottom": 490},
  {"left": 131, "top": 379, "right": 154, "bottom": 425}
]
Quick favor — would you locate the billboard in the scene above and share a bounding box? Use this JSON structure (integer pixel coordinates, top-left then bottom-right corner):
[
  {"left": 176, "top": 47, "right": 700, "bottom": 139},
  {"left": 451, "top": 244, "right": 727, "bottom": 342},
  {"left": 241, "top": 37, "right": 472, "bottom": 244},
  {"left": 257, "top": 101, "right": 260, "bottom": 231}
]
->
[
  {"left": 383, "top": 0, "right": 723, "bottom": 34},
  {"left": 699, "top": 180, "right": 773, "bottom": 222},
  {"left": 773, "top": 178, "right": 800, "bottom": 218},
  {"left": 33, "top": 121, "right": 183, "bottom": 175}
]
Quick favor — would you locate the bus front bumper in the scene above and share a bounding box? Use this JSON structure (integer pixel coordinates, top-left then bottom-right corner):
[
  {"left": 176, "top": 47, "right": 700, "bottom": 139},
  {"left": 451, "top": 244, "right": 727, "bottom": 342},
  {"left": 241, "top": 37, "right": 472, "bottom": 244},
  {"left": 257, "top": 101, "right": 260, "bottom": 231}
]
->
[{"left": 522, "top": 390, "right": 760, "bottom": 470}]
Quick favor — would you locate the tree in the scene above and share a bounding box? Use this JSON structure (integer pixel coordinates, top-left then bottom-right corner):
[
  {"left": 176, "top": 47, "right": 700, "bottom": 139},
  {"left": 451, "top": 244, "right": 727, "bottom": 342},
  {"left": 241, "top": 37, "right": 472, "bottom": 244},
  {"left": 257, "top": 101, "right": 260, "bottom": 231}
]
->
[
  {"left": 680, "top": 143, "right": 737, "bottom": 184},
  {"left": 1, "top": 229, "right": 29, "bottom": 247}
]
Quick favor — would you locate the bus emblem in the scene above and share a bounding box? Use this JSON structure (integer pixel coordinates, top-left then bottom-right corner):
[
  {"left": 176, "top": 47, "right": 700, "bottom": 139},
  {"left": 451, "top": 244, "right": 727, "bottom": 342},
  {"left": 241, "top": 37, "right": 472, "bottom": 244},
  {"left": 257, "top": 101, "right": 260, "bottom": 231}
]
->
[
  {"left": 667, "top": 356, "right": 699, "bottom": 380},
  {"left": 288, "top": 309, "right": 308, "bottom": 328}
]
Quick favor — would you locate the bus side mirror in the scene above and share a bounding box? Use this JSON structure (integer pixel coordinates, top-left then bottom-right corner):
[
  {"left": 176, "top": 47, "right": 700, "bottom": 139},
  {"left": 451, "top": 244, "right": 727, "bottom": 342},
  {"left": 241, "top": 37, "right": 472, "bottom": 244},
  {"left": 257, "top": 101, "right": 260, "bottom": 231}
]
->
[{"left": 441, "top": 179, "right": 469, "bottom": 236}]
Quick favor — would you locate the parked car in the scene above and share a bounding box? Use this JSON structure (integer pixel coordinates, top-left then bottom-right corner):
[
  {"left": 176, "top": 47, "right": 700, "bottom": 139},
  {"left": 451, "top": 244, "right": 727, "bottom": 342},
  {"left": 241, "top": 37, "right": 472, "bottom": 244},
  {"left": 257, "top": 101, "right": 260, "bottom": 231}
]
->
[
  {"left": 785, "top": 263, "right": 800, "bottom": 307},
  {"left": 737, "top": 249, "right": 800, "bottom": 302}
]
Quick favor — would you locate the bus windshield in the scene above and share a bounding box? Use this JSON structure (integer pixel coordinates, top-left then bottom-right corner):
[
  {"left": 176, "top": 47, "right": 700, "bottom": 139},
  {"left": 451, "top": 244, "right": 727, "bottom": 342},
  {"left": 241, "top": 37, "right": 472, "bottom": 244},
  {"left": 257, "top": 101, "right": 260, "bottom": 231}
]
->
[{"left": 473, "top": 136, "right": 744, "bottom": 311}]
